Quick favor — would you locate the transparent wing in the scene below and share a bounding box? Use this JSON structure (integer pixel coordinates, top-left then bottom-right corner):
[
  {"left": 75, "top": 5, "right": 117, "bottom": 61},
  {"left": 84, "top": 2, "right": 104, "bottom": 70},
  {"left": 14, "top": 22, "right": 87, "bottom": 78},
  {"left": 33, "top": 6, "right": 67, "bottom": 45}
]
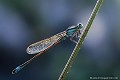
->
[{"left": 26, "top": 31, "right": 66, "bottom": 54}]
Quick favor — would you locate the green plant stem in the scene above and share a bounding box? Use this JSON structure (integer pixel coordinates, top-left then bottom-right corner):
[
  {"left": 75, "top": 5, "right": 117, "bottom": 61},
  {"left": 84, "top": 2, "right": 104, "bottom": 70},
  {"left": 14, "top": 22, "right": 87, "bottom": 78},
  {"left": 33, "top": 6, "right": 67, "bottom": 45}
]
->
[{"left": 58, "top": 0, "right": 104, "bottom": 80}]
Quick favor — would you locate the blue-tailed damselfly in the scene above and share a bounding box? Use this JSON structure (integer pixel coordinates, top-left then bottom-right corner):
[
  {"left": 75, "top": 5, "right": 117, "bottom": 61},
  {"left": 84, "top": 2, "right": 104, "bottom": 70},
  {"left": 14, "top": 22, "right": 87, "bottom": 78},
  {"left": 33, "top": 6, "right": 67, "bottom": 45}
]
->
[{"left": 12, "top": 23, "right": 83, "bottom": 74}]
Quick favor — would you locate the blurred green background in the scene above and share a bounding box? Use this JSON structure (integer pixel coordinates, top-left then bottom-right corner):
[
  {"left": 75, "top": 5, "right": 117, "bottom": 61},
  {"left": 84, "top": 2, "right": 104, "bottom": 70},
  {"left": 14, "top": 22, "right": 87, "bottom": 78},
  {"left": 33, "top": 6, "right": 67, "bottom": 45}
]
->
[{"left": 0, "top": 0, "right": 120, "bottom": 80}]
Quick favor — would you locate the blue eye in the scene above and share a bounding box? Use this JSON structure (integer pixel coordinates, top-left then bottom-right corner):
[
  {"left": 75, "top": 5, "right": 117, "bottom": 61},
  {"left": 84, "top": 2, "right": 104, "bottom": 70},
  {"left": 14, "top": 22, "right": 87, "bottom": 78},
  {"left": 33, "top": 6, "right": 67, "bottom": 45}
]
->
[{"left": 77, "top": 23, "right": 83, "bottom": 29}]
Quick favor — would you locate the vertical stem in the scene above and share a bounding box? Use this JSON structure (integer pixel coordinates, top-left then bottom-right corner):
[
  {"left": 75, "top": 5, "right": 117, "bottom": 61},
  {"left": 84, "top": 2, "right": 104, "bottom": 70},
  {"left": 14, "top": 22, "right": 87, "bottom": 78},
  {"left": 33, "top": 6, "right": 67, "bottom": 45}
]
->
[{"left": 58, "top": 0, "right": 104, "bottom": 80}]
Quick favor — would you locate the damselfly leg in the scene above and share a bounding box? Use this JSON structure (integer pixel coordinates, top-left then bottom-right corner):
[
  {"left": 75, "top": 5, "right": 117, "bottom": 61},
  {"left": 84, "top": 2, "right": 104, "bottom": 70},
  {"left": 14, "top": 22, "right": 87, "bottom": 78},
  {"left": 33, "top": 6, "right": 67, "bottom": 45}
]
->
[{"left": 70, "top": 30, "right": 81, "bottom": 44}]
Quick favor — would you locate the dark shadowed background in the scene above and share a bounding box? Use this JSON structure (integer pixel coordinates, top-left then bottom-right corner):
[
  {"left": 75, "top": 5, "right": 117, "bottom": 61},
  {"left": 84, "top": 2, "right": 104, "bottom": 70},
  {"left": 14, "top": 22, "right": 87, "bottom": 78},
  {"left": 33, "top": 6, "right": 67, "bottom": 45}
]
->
[{"left": 0, "top": 0, "right": 120, "bottom": 80}]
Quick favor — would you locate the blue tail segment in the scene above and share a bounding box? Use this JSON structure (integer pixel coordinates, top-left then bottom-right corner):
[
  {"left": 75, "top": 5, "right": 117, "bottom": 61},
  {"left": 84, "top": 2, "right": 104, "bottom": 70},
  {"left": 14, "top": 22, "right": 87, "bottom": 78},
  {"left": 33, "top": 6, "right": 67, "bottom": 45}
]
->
[{"left": 12, "top": 66, "right": 23, "bottom": 74}]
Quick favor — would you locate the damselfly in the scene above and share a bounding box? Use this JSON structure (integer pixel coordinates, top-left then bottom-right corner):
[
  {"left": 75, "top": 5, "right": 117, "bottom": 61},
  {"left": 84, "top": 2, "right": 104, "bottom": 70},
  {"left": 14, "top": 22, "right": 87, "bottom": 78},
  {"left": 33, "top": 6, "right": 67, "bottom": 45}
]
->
[{"left": 12, "top": 23, "right": 83, "bottom": 74}]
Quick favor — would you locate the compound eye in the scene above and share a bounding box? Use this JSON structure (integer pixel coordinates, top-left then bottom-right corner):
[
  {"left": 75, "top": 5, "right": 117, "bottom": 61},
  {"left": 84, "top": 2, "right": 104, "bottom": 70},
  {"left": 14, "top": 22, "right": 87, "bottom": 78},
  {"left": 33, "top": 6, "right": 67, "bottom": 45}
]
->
[{"left": 78, "top": 23, "right": 83, "bottom": 29}]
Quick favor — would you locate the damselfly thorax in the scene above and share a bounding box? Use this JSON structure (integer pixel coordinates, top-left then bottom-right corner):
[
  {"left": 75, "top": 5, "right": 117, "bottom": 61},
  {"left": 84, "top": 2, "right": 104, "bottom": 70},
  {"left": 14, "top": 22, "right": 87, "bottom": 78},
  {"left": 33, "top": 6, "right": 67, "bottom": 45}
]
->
[{"left": 12, "top": 23, "right": 83, "bottom": 74}]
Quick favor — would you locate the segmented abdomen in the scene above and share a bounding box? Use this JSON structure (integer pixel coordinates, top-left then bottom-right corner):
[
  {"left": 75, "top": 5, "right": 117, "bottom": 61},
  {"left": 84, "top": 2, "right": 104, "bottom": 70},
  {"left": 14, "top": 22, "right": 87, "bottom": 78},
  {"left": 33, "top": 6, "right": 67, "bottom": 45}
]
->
[{"left": 26, "top": 31, "right": 66, "bottom": 54}]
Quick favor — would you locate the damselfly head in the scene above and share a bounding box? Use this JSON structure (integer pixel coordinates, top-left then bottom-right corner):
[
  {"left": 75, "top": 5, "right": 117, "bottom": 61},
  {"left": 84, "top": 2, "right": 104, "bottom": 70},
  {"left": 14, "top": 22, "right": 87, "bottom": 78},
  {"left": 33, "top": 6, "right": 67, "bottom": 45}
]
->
[
  {"left": 66, "top": 23, "right": 83, "bottom": 31},
  {"left": 66, "top": 23, "right": 83, "bottom": 37},
  {"left": 76, "top": 23, "right": 83, "bottom": 30}
]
